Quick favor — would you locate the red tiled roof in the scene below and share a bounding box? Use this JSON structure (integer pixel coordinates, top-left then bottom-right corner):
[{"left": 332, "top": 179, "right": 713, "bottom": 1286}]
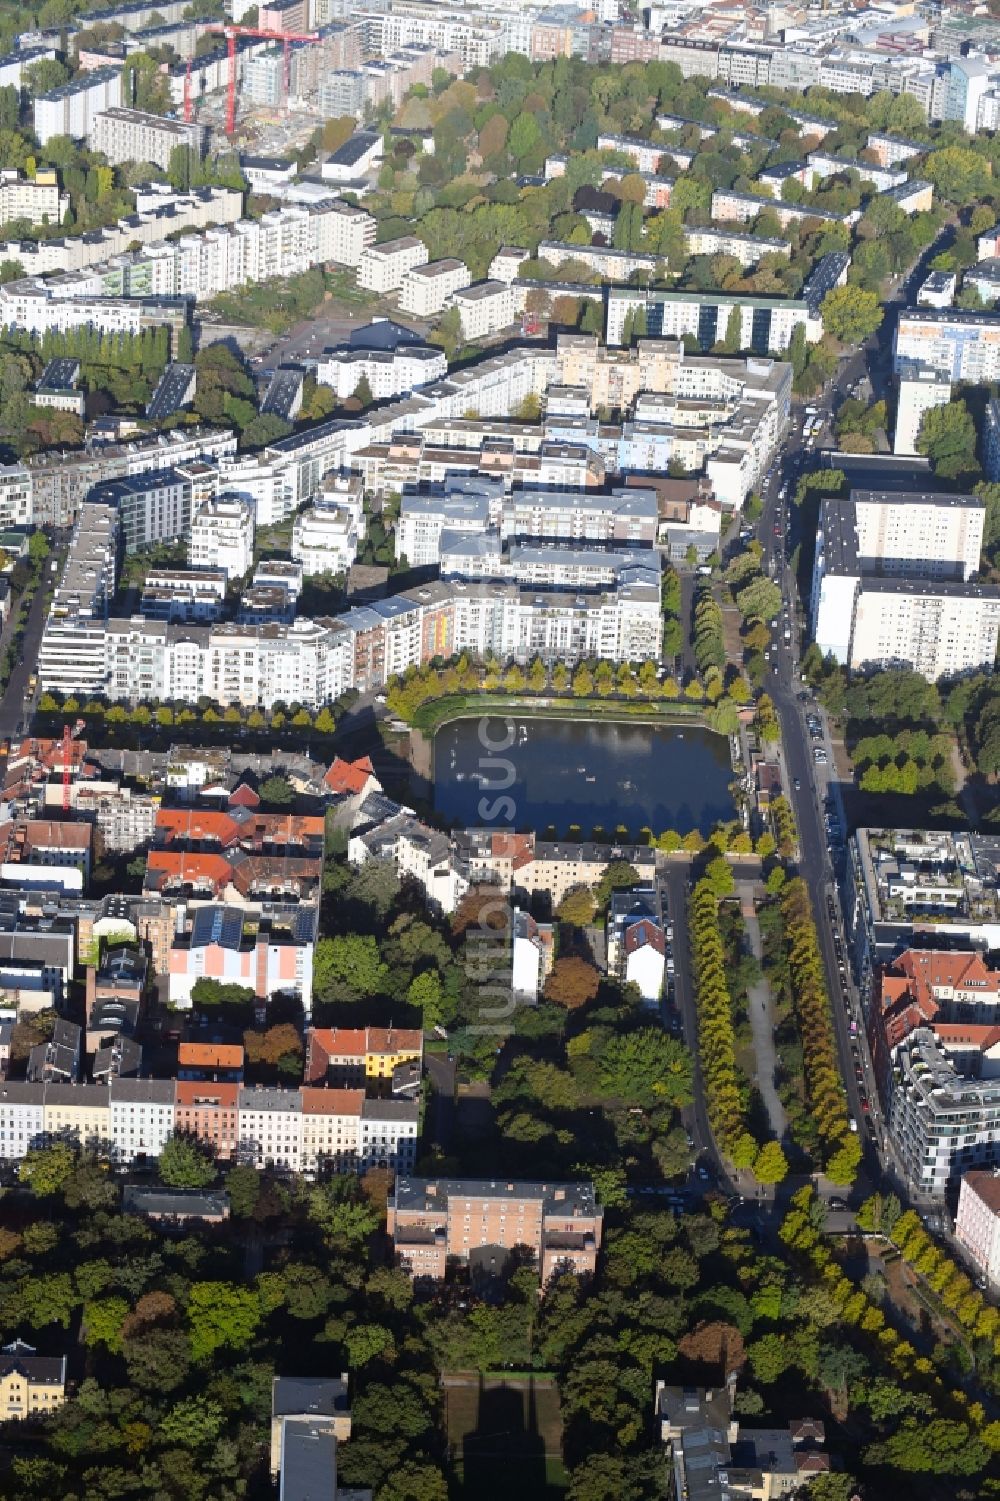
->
[
  {"left": 178, "top": 1042, "right": 244, "bottom": 1069},
  {"left": 175, "top": 1080, "right": 239, "bottom": 1109},
  {"left": 305, "top": 1026, "right": 423, "bottom": 1083},
  {"left": 146, "top": 850, "right": 232, "bottom": 894},
  {"left": 624, "top": 918, "right": 665, "bottom": 956},
  {"left": 228, "top": 782, "right": 260, "bottom": 808},
  {"left": 490, "top": 831, "right": 535, "bottom": 870},
  {"left": 366, "top": 1027, "right": 423, "bottom": 1054},
  {"left": 300, "top": 1086, "right": 365, "bottom": 1116},
  {"left": 156, "top": 809, "right": 241, "bottom": 848},
  {"left": 933, "top": 1023, "right": 1000, "bottom": 1051},
  {"left": 23, "top": 819, "right": 91, "bottom": 850},
  {"left": 324, "top": 755, "right": 375, "bottom": 794}
]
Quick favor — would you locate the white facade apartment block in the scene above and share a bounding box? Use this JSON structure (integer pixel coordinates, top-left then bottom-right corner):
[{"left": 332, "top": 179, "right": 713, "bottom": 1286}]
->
[
  {"left": 0, "top": 184, "right": 244, "bottom": 278},
  {"left": 0, "top": 282, "right": 149, "bottom": 339},
  {"left": 682, "top": 224, "right": 790, "bottom": 268},
  {"left": 396, "top": 494, "right": 492, "bottom": 568},
  {"left": 853, "top": 492, "right": 984, "bottom": 583},
  {"left": 292, "top": 500, "right": 360, "bottom": 576},
  {"left": 894, "top": 309, "right": 1000, "bottom": 384},
  {"left": 358, "top": 1101, "right": 418, "bottom": 1173},
  {"left": 238, "top": 1090, "right": 303, "bottom": 1171},
  {"left": 0, "top": 468, "right": 31, "bottom": 527},
  {"left": 0, "top": 170, "right": 67, "bottom": 228},
  {"left": 300, "top": 1092, "right": 364, "bottom": 1173},
  {"left": 315, "top": 345, "right": 446, "bottom": 401},
  {"left": 452, "top": 281, "right": 517, "bottom": 342},
  {"left": 811, "top": 491, "right": 998, "bottom": 679},
  {"left": 91, "top": 107, "right": 205, "bottom": 169},
  {"left": 189, "top": 495, "right": 254, "bottom": 581},
  {"left": 34, "top": 67, "right": 122, "bottom": 145},
  {"left": 109, "top": 1082, "right": 176, "bottom": 1163},
  {"left": 0, "top": 1084, "right": 45, "bottom": 1160},
  {"left": 315, "top": 200, "right": 376, "bottom": 267},
  {"left": 955, "top": 1172, "right": 1000, "bottom": 1285},
  {"left": 398, "top": 258, "right": 471, "bottom": 317},
  {"left": 357, "top": 236, "right": 428, "bottom": 293},
  {"left": 894, "top": 363, "right": 952, "bottom": 455},
  {"left": 849, "top": 584, "right": 1000, "bottom": 680}
]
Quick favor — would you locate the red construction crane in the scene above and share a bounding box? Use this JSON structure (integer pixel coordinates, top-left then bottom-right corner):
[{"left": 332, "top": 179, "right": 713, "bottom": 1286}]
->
[
  {"left": 61, "top": 719, "right": 85, "bottom": 816},
  {"left": 208, "top": 23, "right": 320, "bottom": 137},
  {"left": 183, "top": 57, "right": 192, "bottom": 124}
]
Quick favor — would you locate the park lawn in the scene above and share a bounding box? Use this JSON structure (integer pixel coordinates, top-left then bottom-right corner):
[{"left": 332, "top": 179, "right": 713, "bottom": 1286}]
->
[{"left": 444, "top": 1374, "right": 567, "bottom": 1500}]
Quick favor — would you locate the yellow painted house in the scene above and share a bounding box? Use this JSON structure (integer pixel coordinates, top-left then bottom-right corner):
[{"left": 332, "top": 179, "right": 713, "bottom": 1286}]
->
[{"left": 0, "top": 1340, "right": 66, "bottom": 1419}]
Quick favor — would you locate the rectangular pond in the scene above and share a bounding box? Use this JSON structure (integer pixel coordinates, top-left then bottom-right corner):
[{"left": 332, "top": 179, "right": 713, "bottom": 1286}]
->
[{"left": 433, "top": 715, "right": 736, "bottom": 836}]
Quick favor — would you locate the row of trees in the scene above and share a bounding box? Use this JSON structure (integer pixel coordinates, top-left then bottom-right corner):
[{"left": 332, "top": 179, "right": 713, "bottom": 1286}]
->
[
  {"left": 769, "top": 794, "right": 797, "bottom": 861},
  {"left": 780, "top": 1185, "right": 1000, "bottom": 1474},
  {"left": 382, "top": 649, "right": 754, "bottom": 725},
  {"left": 692, "top": 581, "right": 725, "bottom": 673},
  {"left": 36, "top": 693, "right": 341, "bottom": 738},
  {"left": 779, "top": 881, "right": 860, "bottom": 1184},
  {"left": 883, "top": 1206, "right": 1000, "bottom": 1354},
  {"left": 688, "top": 878, "right": 753, "bottom": 1162}
]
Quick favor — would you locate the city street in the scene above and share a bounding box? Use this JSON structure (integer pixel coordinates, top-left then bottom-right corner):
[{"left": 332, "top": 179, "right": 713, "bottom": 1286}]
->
[{"left": 0, "top": 563, "right": 54, "bottom": 741}]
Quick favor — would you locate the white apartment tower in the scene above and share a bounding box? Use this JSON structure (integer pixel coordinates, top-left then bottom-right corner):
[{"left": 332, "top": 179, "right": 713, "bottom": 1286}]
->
[{"left": 188, "top": 495, "right": 255, "bottom": 581}]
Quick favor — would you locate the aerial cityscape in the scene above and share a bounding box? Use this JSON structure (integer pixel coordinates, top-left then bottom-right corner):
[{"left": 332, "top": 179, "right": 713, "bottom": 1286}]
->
[{"left": 2, "top": 0, "right": 1000, "bottom": 1496}]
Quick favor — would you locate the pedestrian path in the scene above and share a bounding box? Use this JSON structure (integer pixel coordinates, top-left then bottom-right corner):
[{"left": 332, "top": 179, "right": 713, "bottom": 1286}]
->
[{"left": 740, "top": 886, "right": 787, "bottom": 1141}]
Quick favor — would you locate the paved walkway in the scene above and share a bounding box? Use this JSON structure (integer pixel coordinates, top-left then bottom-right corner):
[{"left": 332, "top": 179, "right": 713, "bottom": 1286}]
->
[{"left": 739, "top": 885, "right": 788, "bottom": 1142}]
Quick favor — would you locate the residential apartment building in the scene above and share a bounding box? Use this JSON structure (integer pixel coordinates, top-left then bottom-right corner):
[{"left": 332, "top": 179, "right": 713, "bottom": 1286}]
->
[
  {"left": 894, "top": 360, "right": 952, "bottom": 456},
  {"left": 396, "top": 489, "right": 494, "bottom": 568},
  {"left": 315, "top": 343, "right": 446, "bottom": 401},
  {"left": 0, "top": 1074, "right": 417, "bottom": 1173},
  {"left": 0, "top": 1343, "right": 66, "bottom": 1419},
  {"left": 606, "top": 286, "right": 818, "bottom": 357},
  {"left": 387, "top": 1176, "right": 603, "bottom": 1281},
  {"left": 596, "top": 131, "right": 686, "bottom": 173},
  {"left": 811, "top": 491, "right": 997, "bottom": 680},
  {"left": 398, "top": 257, "right": 470, "bottom": 317},
  {"left": 806, "top": 151, "right": 908, "bottom": 194},
  {"left": 37, "top": 501, "right": 119, "bottom": 698},
  {"left": 89, "top": 469, "right": 192, "bottom": 554},
  {"left": 7, "top": 421, "right": 236, "bottom": 528},
  {"left": 0, "top": 182, "right": 243, "bottom": 279},
  {"left": 452, "top": 281, "right": 517, "bottom": 341},
  {"left": 357, "top": 236, "right": 428, "bottom": 293},
  {"left": 511, "top": 907, "right": 554, "bottom": 1003},
  {"left": 656, "top": 1383, "right": 829, "bottom": 1500},
  {"left": 139, "top": 567, "right": 228, "bottom": 624},
  {"left": 189, "top": 495, "right": 254, "bottom": 581},
  {"left": 34, "top": 66, "right": 122, "bottom": 145},
  {"left": 887, "top": 1027, "right": 1000, "bottom": 1195},
  {"left": 305, "top": 1026, "right": 423, "bottom": 1086},
  {"left": 841, "top": 828, "right": 1000, "bottom": 1002},
  {"left": 895, "top": 308, "right": 1000, "bottom": 384},
  {"left": 44, "top": 564, "right": 661, "bottom": 709},
  {"left": 536, "top": 240, "right": 660, "bottom": 282},
  {"left": 168, "top": 904, "right": 316, "bottom": 1011},
  {"left": 291, "top": 498, "right": 361, "bottom": 576},
  {"left": 955, "top": 1171, "right": 1000, "bottom": 1286},
  {"left": 108, "top": 1079, "right": 176, "bottom": 1162},
  {"left": 711, "top": 187, "right": 857, "bottom": 233},
  {"left": 0, "top": 169, "right": 68, "bottom": 229},
  {"left": 91, "top": 107, "right": 205, "bottom": 169},
  {"left": 682, "top": 224, "right": 790, "bottom": 269},
  {"left": 0, "top": 280, "right": 187, "bottom": 347}
]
